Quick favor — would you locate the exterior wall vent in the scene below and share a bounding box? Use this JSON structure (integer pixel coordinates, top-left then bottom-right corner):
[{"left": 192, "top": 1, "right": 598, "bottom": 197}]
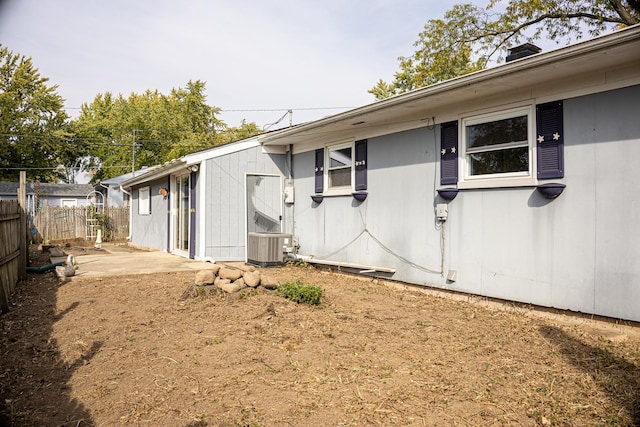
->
[
  {"left": 506, "top": 43, "right": 541, "bottom": 62},
  {"left": 247, "top": 232, "right": 292, "bottom": 266}
]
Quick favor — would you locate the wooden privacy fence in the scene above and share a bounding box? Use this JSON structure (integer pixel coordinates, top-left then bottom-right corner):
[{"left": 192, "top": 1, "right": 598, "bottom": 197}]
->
[
  {"left": 32, "top": 206, "right": 129, "bottom": 242},
  {"left": 0, "top": 200, "right": 25, "bottom": 313}
]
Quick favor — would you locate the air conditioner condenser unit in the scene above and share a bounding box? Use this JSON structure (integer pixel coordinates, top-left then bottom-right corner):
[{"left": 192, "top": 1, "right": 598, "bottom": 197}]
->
[{"left": 247, "top": 232, "right": 292, "bottom": 267}]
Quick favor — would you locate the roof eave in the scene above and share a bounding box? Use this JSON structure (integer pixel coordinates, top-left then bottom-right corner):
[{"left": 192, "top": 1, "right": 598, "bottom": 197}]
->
[
  {"left": 258, "top": 25, "right": 640, "bottom": 145},
  {"left": 120, "top": 160, "right": 187, "bottom": 188}
]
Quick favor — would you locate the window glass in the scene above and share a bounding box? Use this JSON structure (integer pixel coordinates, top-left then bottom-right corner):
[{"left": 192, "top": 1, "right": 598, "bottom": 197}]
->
[
  {"left": 328, "top": 145, "right": 352, "bottom": 189},
  {"left": 462, "top": 108, "right": 531, "bottom": 179},
  {"left": 138, "top": 186, "right": 150, "bottom": 215},
  {"left": 467, "top": 115, "right": 527, "bottom": 149},
  {"left": 469, "top": 147, "right": 529, "bottom": 175}
]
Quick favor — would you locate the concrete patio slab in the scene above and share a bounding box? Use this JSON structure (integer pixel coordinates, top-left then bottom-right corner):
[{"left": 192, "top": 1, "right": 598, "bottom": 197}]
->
[{"left": 55, "top": 244, "right": 218, "bottom": 279}]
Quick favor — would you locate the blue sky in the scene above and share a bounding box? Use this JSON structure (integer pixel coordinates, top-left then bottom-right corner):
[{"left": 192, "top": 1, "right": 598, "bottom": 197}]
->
[{"left": 0, "top": 0, "right": 459, "bottom": 130}]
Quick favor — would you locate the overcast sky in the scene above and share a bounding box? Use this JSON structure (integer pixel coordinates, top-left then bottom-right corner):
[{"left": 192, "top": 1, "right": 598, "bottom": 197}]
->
[{"left": 0, "top": 0, "right": 463, "bottom": 130}]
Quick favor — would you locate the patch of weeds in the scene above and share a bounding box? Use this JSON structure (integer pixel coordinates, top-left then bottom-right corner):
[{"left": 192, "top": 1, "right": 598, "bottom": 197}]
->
[
  {"left": 239, "top": 289, "right": 257, "bottom": 299},
  {"left": 276, "top": 279, "right": 324, "bottom": 305},
  {"left": 287, "top": 258, "right": 310, "bottom": 268}
]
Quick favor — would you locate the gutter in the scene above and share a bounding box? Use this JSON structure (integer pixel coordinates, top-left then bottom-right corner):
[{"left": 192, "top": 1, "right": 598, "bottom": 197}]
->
[{"left": 258, "top": 25, "right": 640, "bottom": 145}]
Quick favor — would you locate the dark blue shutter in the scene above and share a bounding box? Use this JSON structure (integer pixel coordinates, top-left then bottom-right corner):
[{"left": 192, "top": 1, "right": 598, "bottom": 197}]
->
[
  {"left": 536, "top": 101, "right": 564, "bottom": 179},
  {"left": 314, "top": 148, "right": 324, "bottom": 193},
  {"left": 440, "top": 121, "right": 458, "bottom": 185},
  {"left": 354, "top": 139, "right": 367, "bottom": 191}
]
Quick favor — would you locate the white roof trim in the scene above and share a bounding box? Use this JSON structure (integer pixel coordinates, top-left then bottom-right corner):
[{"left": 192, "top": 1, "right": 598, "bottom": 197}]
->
[
  {"left": 184, "top": 137, "right": 260, "bottom": 165},
  {"left": 120, "top": 159, "right": 187, "bottom": 188},
  {"left": 258, "top": 24, "right": 640, "bottom": 145}
]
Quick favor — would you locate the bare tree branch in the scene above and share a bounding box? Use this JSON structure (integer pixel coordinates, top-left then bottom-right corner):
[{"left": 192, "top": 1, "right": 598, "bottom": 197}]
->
[{"left": 608, "top": 0, "right": 640, "bottom": 25}]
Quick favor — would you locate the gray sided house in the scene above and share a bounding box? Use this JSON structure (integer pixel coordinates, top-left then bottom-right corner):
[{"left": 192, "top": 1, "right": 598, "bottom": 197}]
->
[
  {"left": 124, "top": 26, "right": 640, "bottom": 322},
  {"left": 0, "top": 182, "right": 95, "bottom": 213},
  {"left": 121, "top": 138, "right": 286, "bottom": 261}
]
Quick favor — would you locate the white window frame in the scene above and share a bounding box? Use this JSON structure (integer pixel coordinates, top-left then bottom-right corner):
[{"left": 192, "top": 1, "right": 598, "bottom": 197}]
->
[
  {"left": 324, "top": 140, "right": 355, "bottom": 195},
  {"left": 138, "top": 186, "right": 151, "bottom": 215},
  {"left": 458, "top": 105, "right": 537, "bottom": 189},
  {"left": 60, "top": 199, "right": 77, "bottom": 208}
]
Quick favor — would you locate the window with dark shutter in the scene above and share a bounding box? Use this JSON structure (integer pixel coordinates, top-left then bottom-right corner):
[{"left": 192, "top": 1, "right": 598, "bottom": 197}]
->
[
  {"left": 440, "top": 121, "right": 459, "bottom": 185},
  {"left": 354, "top": 139, "right": 367, "bottom": 191},
  {"left": 314, "top": 148, "right": 324, "bottom": 193},
  {"left": 536, "top": 101, "right": 564, "bottom": 179}
]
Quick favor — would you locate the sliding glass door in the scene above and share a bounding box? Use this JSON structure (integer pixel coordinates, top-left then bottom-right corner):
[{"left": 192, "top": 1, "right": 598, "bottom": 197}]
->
[{"left": 173, "top": 174, "right": 190, "bottom": 254}]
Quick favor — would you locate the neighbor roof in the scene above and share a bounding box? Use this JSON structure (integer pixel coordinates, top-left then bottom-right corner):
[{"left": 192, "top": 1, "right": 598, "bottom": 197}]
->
[{"left": 0, "top": 182, "right": 95, "bottom": 197}]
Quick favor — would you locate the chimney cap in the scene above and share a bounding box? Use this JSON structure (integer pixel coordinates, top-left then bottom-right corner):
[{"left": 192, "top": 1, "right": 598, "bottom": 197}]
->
[{"left": 506, "top": 43, "right": 542, "bottom": 62}]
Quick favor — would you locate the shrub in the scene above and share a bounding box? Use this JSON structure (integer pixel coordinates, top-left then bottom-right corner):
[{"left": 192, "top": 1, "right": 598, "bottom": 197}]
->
[{"left": 276, "top": 279, "right": 323, "bottom": 305}]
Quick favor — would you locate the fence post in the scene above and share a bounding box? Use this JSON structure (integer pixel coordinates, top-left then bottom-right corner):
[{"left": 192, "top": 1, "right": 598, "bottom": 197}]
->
[{"left": 18, "top": 172, "right": 27, "bottom": 280}]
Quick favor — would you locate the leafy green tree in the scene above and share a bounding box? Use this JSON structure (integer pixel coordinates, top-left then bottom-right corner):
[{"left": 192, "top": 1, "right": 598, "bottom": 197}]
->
[
  {"left": 0, "top": 45, "right": 71, "bottom": 181},
  {"left": 74, "top": 80, "right": 262, "bottom": 181},
  {"left": 371, "top": 0, "right": 640, "bottom": 100}
]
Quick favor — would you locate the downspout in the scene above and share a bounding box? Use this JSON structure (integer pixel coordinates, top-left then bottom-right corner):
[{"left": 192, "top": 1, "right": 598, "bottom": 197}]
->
[{"left": 119, "top": 185, "right": 132, "bottom": 240}]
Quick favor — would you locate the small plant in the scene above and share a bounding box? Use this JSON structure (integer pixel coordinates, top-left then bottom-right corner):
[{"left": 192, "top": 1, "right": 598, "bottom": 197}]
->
[
  {"left": 276, "top": 279, "right": 324, "bottom": 305},
  {"left": 286, "top": 258, "right": 310, "bottom": 268}
]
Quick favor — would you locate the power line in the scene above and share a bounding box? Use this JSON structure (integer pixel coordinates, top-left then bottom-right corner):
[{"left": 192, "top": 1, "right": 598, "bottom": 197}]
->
[
  {"left": 60, "top": 105, "right": 354, "bottom": 112},
  {"left": 0, "top": 165, "right": 129, "bottom": 171}
]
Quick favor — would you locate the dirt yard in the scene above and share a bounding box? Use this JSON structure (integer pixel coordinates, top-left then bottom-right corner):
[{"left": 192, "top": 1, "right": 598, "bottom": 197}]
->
[{"left": 1, "top": 246, "right": 639, "bottom": 426}]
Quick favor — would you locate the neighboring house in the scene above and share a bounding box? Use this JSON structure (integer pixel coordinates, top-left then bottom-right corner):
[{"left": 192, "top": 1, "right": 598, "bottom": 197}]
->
[
  {"left": 0, "top": 182, "right": 96, "bottom": 213},
  {"left": 122, "top": 25, "right": 640, "bottom": 322}
]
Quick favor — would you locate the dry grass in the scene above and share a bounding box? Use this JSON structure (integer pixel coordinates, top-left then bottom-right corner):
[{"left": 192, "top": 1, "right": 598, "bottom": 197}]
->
[{"left": 0, "top": 258, "right": 639, "bottom": 426}]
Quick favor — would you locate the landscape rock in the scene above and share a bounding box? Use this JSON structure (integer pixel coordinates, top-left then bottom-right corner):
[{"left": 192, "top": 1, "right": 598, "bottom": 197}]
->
[
  {"left": 214, "top": 276, "right": 231, "bottom": 288},
  {"left": 219, "top": 267, "right": 243, "bottom": 281},
  {"left": 194, "top": 270, "right": 215, "bottom": 285},
  {"left": 243, "top": 271, "right": 261, "bottom": 287},
  {"left": 234, "top": 278, "right": 245, "bottom": 288},
  {"left": 218, "top": 279, "right": 247, "bottom": 294},
  {"left": 238, "top": 264, "right": 256, "bottom": 272},
  {"left": 49, "top": 246, "right": 65, "bottom": 257},
  {"left": 209, "top": 264, "right": 221, "bottom": 275},
  {"left": 261, "top": 276, "right": 279, "bottom": 290}
]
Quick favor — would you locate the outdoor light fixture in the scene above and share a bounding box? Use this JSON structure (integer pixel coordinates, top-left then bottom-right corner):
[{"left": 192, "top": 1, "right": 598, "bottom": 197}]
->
[{"left": 188, "top": 164, "right": 199, "bottom": 172}]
